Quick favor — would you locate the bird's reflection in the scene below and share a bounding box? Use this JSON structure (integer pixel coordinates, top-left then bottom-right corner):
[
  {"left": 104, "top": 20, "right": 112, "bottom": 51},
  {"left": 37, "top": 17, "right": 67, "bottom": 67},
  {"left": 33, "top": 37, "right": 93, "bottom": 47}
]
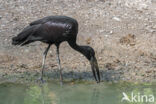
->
[
  {"left": 39, "top": 83, "right": 58, "bottom": 104},
  {"left": 40, "top": 84, "right": 46, "bottom": 104},
  {"left": 39, "top": 82, "right": 101, "bottom": 104},
  {"left": 39, "top": 83, "right": 46, "bottom": 104},
  {"left": 91, "top": 86, "right": 100, "bottom": 104}
]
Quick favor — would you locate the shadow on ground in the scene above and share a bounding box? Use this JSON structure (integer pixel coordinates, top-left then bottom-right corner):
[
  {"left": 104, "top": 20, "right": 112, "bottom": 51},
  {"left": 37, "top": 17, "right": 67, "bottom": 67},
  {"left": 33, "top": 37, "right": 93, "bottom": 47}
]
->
[
  {"left": 14, "top": 68, "right": 124, "bottom": 82},
  {"left": 0, "top": 69, "right": 124, "bottom": 83}
]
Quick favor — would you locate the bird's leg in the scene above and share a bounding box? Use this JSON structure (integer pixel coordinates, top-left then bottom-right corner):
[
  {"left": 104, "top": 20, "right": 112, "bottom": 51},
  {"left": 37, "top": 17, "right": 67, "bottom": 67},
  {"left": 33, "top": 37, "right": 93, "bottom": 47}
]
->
[
  {"left": 56, "top": 45, "right": 63, "bottom": 85},
  {"left": 40, "top": 44, "right": 51, "bottom": 82}
]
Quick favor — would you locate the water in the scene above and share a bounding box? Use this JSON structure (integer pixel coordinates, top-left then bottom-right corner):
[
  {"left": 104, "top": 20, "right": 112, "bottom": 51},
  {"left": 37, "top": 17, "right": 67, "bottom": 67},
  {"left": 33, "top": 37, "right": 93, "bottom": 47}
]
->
[{"left": 0, "top": 81, "right": 155, "bottom": 104}]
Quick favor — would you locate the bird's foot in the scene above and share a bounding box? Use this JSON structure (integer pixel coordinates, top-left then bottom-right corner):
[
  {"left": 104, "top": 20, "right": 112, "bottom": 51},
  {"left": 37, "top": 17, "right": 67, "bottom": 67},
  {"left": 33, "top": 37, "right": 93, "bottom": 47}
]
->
[
  {"left": 96, "top": 80, "right": 100, "bottom": 83},
  {"left": 36, "top": 77, "right": 46, "bottom": 84}
]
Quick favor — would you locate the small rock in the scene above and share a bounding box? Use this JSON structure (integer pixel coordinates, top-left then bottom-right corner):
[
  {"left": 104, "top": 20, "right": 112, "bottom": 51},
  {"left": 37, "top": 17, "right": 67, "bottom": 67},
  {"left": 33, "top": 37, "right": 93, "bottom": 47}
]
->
[
  {"left": 85, "top": 37, "right": 91, "bottom": 44},
  {"left": 25, "top": 49, "right": 29, "bottom": 53},
  {"left": 98, "top": 57, "right": 102, "bottom": 60},
  {"left": 146, "top": 26, "right": 156, "bottom": 33},
  {"left": 146, "top": 70, "right": 153, "bottom": 73},
  {"left": 112, "top": 16, "right": 121, "bottom": 21},
  {"left": 109, "top": 31, "right": 113, "bottom": 34},
  {"left": 13, "top": 17, "right": 18, "bottom": 21},
  {"left": 105, "top": 63, "right": 116, "bottom": 70},
  {"left": 152, "top": 25, "right": 156, "bottom": 29},
  {"left": 119, "top": 34, "right": 136, "bottom": 46},
  {"left": 99, "top": 29, "right": 105, "bottom": 33}
]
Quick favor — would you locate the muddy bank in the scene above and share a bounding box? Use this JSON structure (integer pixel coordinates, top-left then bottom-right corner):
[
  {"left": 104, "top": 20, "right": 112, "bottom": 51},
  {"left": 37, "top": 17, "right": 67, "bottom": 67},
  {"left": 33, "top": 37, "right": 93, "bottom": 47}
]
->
[{"left": 0, "top": 0, "right": 156, "bottom": 83}]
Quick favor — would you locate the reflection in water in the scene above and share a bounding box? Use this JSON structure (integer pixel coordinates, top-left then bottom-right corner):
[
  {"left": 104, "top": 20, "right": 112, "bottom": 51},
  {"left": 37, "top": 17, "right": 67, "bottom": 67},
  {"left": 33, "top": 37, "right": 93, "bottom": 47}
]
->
[
  {"left": 0, "top": 82, "right": 155, "bottom": 104},
  {"left": 25, "top": 83, "right": 58, "bottom": 104},
  {"left": 40, "top": 85, "right": 45, "bottom": 104},
  {"left": 0, "top": 83, "right": 27, "bottom": 104},
  {"left": 91, "top": 87, "right": 100, "bottom": 104},
  {"left": 40, "top": 83, "right": 58, "bottom": 104}
]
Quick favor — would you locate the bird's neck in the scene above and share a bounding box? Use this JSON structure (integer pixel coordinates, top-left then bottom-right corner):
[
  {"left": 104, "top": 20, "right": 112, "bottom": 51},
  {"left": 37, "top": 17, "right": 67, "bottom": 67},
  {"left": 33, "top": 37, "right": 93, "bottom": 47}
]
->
[{"left": 68, "top": 41, "right": 87, "bottom": 58}]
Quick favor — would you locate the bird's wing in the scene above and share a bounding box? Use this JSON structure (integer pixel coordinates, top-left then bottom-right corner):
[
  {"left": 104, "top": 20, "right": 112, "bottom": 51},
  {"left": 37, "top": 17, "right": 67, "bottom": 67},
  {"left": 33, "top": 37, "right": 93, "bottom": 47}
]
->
[{"left": 29, "top": 16, "right": 52, "bottom": 26}]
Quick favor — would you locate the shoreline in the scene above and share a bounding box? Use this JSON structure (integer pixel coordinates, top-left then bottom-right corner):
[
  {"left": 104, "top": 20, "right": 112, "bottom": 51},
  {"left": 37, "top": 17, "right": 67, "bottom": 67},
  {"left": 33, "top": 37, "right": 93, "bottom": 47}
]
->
[{"left": 0, "top": 67, "right": 155, "bottom": 84}]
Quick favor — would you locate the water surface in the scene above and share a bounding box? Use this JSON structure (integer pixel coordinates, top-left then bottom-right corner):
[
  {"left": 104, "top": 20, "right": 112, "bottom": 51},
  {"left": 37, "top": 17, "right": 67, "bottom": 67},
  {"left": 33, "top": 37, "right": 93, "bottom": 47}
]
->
[{"left": 0, "top": 81, "right": 155, "bottom": 104}]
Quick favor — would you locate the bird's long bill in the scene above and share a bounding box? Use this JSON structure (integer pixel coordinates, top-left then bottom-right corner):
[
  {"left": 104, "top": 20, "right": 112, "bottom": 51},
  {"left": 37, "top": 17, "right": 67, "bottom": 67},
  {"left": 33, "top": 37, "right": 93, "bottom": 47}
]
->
[{"left": 90, "top": 56, "right": 100, "bottom": 83}]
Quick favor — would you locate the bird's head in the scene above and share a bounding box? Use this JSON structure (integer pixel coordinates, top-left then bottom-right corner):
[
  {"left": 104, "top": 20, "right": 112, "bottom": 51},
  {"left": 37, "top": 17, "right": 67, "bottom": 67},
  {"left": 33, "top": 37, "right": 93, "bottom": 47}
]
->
[{"left": 82, "top": 46, "right": 100, "bottom": 83}]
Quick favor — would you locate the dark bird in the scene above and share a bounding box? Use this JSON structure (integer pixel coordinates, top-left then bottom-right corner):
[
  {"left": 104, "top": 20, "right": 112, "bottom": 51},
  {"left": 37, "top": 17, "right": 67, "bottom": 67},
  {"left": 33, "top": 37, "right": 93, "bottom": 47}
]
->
[{"left": 12, "top": 16, "right": 100, "bottom": 83}]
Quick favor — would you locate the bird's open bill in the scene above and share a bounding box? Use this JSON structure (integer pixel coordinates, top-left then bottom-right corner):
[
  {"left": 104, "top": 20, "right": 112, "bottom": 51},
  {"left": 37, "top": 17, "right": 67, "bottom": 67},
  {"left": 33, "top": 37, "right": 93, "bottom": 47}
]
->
[{"left": 90, "top": 56, "right": 100, "bottom": 83}]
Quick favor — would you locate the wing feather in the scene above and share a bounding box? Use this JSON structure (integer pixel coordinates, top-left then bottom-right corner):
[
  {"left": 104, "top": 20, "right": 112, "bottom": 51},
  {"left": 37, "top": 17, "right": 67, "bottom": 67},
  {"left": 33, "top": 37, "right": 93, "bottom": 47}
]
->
[{"left": 30, "top": 16, "right": 52, "bottom": 26}]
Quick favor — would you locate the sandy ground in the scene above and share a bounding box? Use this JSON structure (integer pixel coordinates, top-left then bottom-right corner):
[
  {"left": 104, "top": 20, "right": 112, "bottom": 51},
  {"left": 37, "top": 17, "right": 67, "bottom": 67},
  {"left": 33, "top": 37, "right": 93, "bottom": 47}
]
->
[{"left": 0, "top": 0, "right": 156, "bottom": 83}]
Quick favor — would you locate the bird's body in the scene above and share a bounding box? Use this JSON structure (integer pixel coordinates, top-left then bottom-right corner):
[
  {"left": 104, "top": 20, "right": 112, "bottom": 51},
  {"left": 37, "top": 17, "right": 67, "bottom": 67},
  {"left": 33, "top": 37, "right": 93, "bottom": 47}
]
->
[
  {"left": 12, "top": 16, "right": 100, "bottom": 83},
  {"left": 13, "top": 16, "right": 78, "bottom": 45},
  {"left": 29, "top": 16, "right": 78, "bottom": 44}
]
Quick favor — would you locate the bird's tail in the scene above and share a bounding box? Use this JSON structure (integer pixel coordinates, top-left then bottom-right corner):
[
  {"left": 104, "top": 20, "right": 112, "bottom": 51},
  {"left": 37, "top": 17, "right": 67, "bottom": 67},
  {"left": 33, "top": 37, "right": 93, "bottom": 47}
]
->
[{"left": 12, "top": 25, "right": 38, "bottom": 45}]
